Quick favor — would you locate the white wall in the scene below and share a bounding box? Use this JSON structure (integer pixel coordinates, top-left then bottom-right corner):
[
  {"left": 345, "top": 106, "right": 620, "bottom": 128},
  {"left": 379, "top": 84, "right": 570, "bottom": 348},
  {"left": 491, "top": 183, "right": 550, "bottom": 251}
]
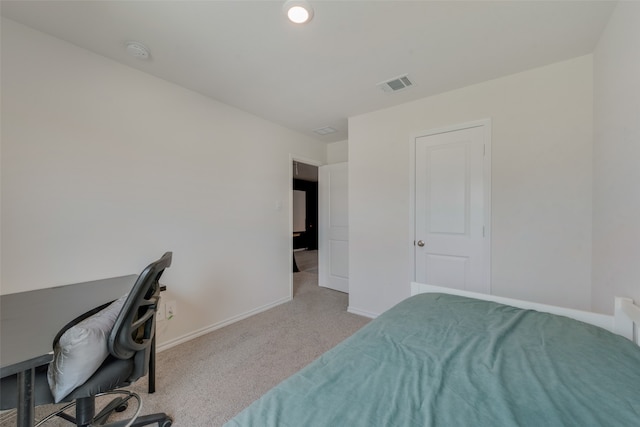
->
[
  {"left": 349, "top": 56, "right": 594, "bottom": 316},
  {"left": 592, "top": 2, "right": 640, "bottom": 314},
  {"left": 326, "top": 140, "right": 348, "bottom": 164},
  {"left": 0, "top": 18, "right": 326, "bottom": 346}
]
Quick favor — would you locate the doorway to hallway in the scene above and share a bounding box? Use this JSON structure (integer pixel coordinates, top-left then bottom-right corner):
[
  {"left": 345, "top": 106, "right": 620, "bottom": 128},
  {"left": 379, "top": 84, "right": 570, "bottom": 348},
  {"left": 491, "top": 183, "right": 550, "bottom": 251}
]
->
[{"left": 291, "top": 160, "right": 319, "bottom": 297}]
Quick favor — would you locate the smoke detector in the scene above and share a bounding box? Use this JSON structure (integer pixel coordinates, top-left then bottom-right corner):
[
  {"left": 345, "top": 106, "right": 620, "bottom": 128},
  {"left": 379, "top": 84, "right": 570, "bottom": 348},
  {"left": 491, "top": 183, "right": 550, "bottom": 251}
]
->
[
  {"left": 377, "top": 74, "right": 415, "bottom": 93},
  {"left": 125, "top": 41, "right": 151, "bottom": 60}
]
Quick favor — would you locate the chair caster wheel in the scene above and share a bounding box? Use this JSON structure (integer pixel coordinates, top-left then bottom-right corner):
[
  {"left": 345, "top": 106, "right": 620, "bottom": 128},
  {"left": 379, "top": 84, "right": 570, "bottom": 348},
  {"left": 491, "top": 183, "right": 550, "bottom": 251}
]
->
[
  {"left": 160, "top": 418, "right": 173, "bottom": 427},
  {"left": 115, "top": 402, "right": 128, "bottom": 412}
]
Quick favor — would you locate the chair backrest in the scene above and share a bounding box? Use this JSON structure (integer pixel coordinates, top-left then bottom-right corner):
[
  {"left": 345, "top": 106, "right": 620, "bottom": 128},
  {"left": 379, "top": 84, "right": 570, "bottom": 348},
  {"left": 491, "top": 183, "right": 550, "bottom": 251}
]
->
[{"left": 107, "top": 252, "right": 172, "bottom": 380}]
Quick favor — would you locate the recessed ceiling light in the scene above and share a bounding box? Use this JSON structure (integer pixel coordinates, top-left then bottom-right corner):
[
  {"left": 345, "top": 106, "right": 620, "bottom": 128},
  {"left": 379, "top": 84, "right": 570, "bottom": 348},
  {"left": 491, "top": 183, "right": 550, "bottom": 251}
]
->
[{"left": 283, "top": 0, "right": 314, "bottom": 24}]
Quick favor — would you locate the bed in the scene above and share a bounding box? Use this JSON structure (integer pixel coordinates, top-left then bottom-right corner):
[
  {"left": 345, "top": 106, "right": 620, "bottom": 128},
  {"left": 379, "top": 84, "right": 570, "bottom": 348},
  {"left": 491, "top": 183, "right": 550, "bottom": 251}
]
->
[{"left": 224, "top": 284, "right": 640, "bottom": 426}]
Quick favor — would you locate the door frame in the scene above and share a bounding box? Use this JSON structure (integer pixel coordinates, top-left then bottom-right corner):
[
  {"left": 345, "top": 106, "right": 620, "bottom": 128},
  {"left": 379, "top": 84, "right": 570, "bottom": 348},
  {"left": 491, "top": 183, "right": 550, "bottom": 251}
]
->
[
  {"left": 289, "top": 154, "right": 323, "bottom": 299},
  {"left": 409, "top": 119, "right": 492, "bottom": 291}
]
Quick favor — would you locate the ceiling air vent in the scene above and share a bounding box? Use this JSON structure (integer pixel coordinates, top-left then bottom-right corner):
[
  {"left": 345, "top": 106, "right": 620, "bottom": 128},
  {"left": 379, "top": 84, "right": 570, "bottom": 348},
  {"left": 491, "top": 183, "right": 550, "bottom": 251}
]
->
[
  {"left": 313, "top": 126, "right": 337, "bottom": 136},
  {"left": 377, "top": 74, "right": 415, "bottom": 93}
]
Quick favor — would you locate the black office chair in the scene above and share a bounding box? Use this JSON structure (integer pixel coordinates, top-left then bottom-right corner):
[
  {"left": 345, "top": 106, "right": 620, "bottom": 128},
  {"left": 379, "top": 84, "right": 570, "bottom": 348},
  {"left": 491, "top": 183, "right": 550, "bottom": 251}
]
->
[{"left": 1, "top": 252, "right": 174, "bottom": 427}]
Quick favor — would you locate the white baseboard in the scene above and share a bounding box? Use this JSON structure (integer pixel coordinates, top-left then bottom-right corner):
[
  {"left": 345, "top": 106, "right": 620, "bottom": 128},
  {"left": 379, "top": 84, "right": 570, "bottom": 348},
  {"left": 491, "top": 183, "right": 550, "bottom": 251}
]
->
[
  {"left": 347, "top": 305, "right": 379, "bottom": 319},
  {"left": 156, "top": 296, "right": 292, "bottom": 353}
]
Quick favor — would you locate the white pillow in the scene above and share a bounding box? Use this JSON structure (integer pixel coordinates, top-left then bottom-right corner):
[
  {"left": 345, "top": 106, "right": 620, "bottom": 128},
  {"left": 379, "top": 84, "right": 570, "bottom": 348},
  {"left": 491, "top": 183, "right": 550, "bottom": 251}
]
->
[{"left": 47, "top": 294, "right": 128, "bottom": 402}]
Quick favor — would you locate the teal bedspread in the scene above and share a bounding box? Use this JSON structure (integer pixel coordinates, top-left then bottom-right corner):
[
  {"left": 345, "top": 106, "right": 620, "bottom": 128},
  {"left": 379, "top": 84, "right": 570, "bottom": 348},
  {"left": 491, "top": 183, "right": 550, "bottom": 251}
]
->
[{"left": 225, "top": 293, "right": 640, "bottom": 426}]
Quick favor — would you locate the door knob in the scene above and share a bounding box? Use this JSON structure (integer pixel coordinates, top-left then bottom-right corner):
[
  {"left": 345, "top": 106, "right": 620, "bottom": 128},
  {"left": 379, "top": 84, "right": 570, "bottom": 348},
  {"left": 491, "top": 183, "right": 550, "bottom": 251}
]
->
[{"left": 417, "top": 240, "right": 425, "bottom": 247}]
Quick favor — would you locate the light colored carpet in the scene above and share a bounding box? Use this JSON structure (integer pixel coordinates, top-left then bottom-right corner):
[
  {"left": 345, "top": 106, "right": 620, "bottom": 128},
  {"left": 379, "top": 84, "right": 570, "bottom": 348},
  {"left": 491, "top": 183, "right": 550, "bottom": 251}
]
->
[
  {"left": 294, "top": 249, "right": 318, "bottom": 274},
  {"left": 1, "top": 250, "right": 369, "bottom": 426}
]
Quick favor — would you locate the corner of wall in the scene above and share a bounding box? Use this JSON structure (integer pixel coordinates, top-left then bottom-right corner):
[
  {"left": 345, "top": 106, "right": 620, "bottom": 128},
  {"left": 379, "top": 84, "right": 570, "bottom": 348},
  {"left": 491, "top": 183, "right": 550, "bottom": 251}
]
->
[
  {"left": 326, "top": 139, "right": 348, "bottom": 164},
  {"left": 591, "top": 2, "right": 640, "bottom": 314}
]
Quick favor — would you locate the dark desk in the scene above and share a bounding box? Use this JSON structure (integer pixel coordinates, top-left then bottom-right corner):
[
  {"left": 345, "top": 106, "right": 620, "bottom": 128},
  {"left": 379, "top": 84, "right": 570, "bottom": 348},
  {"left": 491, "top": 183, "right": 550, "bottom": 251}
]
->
[{"left": 1, "top": 275, "right": 137, "bottom": 427}]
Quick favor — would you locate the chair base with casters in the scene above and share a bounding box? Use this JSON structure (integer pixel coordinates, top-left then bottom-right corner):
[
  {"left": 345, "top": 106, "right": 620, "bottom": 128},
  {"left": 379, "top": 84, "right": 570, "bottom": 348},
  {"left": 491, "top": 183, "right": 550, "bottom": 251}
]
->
[
  {"left": 1, "top": 361, "right": 173, "bottom": 427},
  {"left": 36, "top": 390, "right": 172, "bottom": 427}
]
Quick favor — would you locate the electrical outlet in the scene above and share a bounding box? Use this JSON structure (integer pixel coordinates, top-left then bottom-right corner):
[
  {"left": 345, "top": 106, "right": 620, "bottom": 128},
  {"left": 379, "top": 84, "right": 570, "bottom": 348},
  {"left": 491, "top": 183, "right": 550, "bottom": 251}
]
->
[
  {"left": 166, "top": 300, "right": 177, "bottom": 319},
  {"left": 156, "top": 302, "right": 166, "bottom": 321}
]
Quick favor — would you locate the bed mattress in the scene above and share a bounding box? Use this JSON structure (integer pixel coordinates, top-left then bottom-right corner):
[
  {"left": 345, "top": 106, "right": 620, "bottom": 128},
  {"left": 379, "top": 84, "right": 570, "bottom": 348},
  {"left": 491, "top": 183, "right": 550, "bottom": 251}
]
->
[{"left": 225, "top": 293, "right": 640, "bottom": 426}]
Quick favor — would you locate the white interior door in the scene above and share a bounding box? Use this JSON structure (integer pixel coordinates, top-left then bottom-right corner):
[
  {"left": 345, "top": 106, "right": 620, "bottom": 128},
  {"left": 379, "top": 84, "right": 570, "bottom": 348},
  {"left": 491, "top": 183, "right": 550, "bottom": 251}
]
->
[
  {"left": 319, "top": 163, "right": 349, "bottom": 293},
  {"left": 414, "top": 122, "right": 490, "bottom": 293}
]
